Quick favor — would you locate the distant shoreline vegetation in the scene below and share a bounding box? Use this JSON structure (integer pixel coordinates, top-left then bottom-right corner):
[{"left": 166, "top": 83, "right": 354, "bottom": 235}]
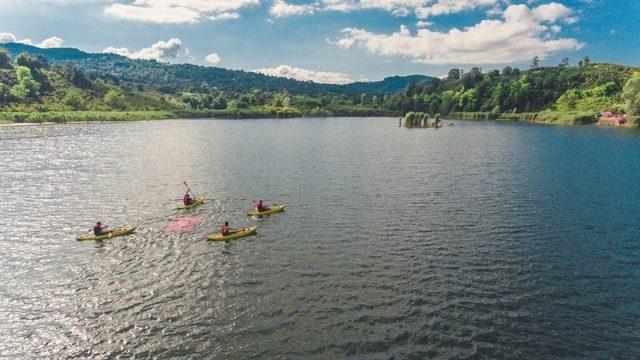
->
[
  {"left": 0, "top": 107, "right": 396, "bottom": 124},
  {"left": 397, "top": 58, "right": 640, "bottom": 128},
  {"left": 1, "top": 44, "right": 640, "bottom": 127},
  {"left": 448, "top": 111, "right": 640, "bottom": 126},
  {"left": 0, "top": 45, "right": 398, "bottom": 124}
]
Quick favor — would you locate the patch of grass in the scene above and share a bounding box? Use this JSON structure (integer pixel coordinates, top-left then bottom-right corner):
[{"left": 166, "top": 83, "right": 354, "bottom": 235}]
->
[
  {"left": 0, "top": 107, "right": 305, "bottom": 123},
  {"left": 449, "top": 111, "right": 597, "bottom": 125}
]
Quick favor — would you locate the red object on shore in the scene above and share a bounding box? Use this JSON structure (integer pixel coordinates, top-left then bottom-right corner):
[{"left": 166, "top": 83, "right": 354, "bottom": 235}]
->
[
  {"left": 601, "top": 112, "right": 627, "bottom": 126},
  {"left": 162, "top": 215, "right": 207, "bottom": 233}
]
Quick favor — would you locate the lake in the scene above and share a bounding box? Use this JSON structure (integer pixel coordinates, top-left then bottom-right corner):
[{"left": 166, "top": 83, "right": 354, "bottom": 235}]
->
[{"left": 1, "top": 117, "right": 639, "bottom": 358}]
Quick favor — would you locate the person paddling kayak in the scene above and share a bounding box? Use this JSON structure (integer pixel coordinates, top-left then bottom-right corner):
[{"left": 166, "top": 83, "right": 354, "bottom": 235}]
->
[
  {"left": 221, "top": 221, "right": 236, "bottom": 235},
  {"left": 93, "top": 221, "right": 111, "bottom": 236},
  {"left": 183, "top": 190, "right": 195, "bottom": 206},
  {"left": 255, "top": 200, "right": 272, "bottom": 213}
]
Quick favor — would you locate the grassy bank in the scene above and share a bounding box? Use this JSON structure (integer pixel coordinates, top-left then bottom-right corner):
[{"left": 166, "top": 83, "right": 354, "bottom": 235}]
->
[
  {"left": 0, "top": 106, "right": 397, "bottom": 124},
  {"left": 449, "top": 111, "right": 640, "bottom": 126},
  {"left": 0, "top": 107, "right": 304, "bottom": 123},
  {"left": 301, "top": 106, "right": 397, "bottom": 117}
]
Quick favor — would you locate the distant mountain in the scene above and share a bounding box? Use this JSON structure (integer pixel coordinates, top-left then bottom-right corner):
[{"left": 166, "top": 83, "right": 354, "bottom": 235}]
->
[
  {"left": 1, "top": 43, "right": 435, "bottom": 96},
  {"left": 343, "top": 75, "right": 433, "bottom": 94}
]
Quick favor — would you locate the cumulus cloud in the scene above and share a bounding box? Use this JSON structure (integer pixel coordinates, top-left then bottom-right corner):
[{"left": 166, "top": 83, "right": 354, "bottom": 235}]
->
[
  {"left": 335, "top": 3, "right": 583, "bottom": 65},
  {"left": 205, "top": 53, "right": 221, "bottom": 65},
  {"left": 37, "top": 36, "right": 65, "bottom": 48},
  {"left": 103, "top": 38, "right": 182, "bottom": 61},
  {"left": 270, "top": 0, "right": 499, "bottom": 18},
  {"left": 0, "top": 33, "right": 17, "bottom": 43},
  {"left": 0, "top": 32, "right": 65, "bottom": 48},
  {"left": 252, "top": 64, "right": 352, "bottom": 84},
  {"left": 104, "top": 0, "right": 259, "bottom": 24},
  {"left": 269, "top": 0, "right": 315, "bottom": 17}
]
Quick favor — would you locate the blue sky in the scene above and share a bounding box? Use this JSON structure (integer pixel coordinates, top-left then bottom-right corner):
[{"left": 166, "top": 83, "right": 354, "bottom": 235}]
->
[{"left": 0, "top": 0, "right": 638, "bottom": 83}]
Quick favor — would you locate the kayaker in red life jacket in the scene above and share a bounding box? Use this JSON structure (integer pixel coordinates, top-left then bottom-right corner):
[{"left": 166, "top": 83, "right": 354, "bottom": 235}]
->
[
  {"left": 221, "top": 221, "right": 232, "bottom": 235},
  {"left": 183, "top": 190, "right": 194, "bottom": 205},
  {"left": 93, "top": 221, "right": 110, "bottom": 236}
]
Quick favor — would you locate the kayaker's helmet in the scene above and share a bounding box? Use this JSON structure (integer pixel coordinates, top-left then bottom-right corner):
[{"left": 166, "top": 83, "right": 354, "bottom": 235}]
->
[
  {"left": 97, "top": 221, "right": 102, "bottom": 226},
  {"left": 224, "top": 221, "right": 229, "bottom": 226}
]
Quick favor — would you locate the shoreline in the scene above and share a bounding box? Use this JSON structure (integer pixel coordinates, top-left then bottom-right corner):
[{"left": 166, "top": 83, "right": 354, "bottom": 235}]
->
[
  {"left": 448, "top": 111, "right": 640, "bottom": 128},
  {"left": 0, "top": 109, "right": 397, "bottom": 126}
]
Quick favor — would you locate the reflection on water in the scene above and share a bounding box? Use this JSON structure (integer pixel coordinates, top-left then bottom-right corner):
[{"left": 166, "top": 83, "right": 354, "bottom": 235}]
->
[{"left": 1, "top": 118, "right": 640, "bottom": 358}]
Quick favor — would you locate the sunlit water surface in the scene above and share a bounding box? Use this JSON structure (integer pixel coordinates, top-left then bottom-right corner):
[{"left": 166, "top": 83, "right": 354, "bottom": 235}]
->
[{"left": 1, "top": 118, "right": 640, "bottom": 358}]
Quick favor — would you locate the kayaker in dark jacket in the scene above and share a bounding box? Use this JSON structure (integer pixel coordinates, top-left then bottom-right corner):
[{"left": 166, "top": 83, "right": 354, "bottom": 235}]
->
[
  {"left": 183, "top": 191, "right": 194, "bottom": 205},
  {"left": 256, "top": 200, "right": 274, "bottom": 212},
  {"left": 93, "top": 221, "right": 110, "bottom": 236}
]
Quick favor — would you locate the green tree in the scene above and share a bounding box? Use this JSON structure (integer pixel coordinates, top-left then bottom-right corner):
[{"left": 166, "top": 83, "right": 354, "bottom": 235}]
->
[
  {"left": 447, "top": 69, "right": 462, "bottom": 81},
  {"left": 0, "top": 47, "right": 12, "bottom": 69},
  {"left": 15, "top": 53, "right": 48, "bottom": 70},
  {"left": 0, "top": 83, "right": 11, "bottom": 103},
  {"left": 440, "top": 90, "right": 455, "bottom": 115},
  {"left": 622, "top": 72, "right": 640, "bottom": 115},
  {"left": 530, "top": 56, "right": 540, "bottom": 69},
  {"left": 10, "top": 66, "right": 40, "bottom": 100},
  {"left": 63, "top": 88, "right": 86, "bottom": 110},
  {"left": 428, "top": 95, "right": 441, "bottom": 115},
  {"left": 359, "top": 93, "right": 368, "bottom": 106},
  {"left": 104, "top": 90, "right": 126, "bottom": 110},
  {"left": 556, "top": 89, "right": 581, "bottom": 111}
]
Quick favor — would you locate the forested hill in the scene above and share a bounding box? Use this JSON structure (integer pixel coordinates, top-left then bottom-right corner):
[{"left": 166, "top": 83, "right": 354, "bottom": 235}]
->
[{"left": 1, "top": 43, "right": 433, "bottom": 96}]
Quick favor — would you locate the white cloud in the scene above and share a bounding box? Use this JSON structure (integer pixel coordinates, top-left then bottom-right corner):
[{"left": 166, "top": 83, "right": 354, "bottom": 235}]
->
[
  {"left": 270, "top": 0, "right": 499, "bottom": 18},
  {"left": 335, "top": 3, "right": 583, "bottom": 65},
  {"left": 252, "top": 64, "right": 352, "bottom": 84},
  {"left": 415, "top": 0, "right": 498, "bottom": 18},
  {"left": 103, "top": 38, "right": 182, "bottom": 61},
  {"left": 416, "top": 20, "right": 433, "bottom": 27},
  {"left": 104, "top": 0, "right": 259, "bottom": 24},
  {"left": 0, "top": 32, "right": 64, "bottom": 48},
  {"left": 269, "top": 0, "right": 315, "bottom": 17},
  {"left": 531, "top": 2, "right": 573, "bottom": 22},
  {"left": 37, "top": 36, "right": 65, "bottom": 48},
  {"left": 102, "top": 47, "right": 130, "bottom": 56},
  {"left": 205, "top": 53, "right": 221, "bottom": 65},
  {"left": 0, "top": 32, "right": 18, "bottom": 43}
]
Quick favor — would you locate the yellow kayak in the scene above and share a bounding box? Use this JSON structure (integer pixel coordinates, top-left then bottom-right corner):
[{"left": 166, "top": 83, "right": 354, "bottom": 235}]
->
[
  {"left": 76, "top": 227, "right": 136, "bottom": 241},
  {"left": 207, "top": 226, "right": 258, "bottom": 241},
  {"left": 177, "top": 196, "right": 206, "bottom": 210},
  {"left": 247, "top": 204, "right": 285, "bottom": 216}
]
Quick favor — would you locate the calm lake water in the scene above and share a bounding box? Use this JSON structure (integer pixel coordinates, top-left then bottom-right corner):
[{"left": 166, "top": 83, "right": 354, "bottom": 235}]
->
[{"left": 1, "top": 117, "right": 640, "bottom": 358}]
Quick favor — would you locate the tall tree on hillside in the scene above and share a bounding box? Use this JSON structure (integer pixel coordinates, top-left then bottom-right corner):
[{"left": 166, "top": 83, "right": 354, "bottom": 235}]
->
[
  {"left": 461, "top": 67, "right": 483, "bottom": 89},
  {"left": 404, "top": 82, "right": 417, "bottom": 97},
  {"left": 623, "top": 73, "right": 640, "bottom": 115},
  {"left": 559, "top": 57, "right": 570, "bottom": 68},
  {"left": 10, "top": 66, "right": 41, "bottom": 100},
  {"left": 447, "top": 69, "right": 462, "bottom": 81},
  {"left": 530, "top": 56, "right": 540, "bottom": 69},
  {"left": 15, "top": 53, "right": 51, "bottom": 92},
  {"left": 0, "top": 48, "right": 12, "bottom": 69},
  {"left": 360, "top": 93, "right": 368, "bottom": 106},
  {"left": 15, "top": 53, "right": 49, "bottom": 70}
]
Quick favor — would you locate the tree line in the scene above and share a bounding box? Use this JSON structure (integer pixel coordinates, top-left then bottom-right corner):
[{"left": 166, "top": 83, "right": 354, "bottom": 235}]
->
[
  {"left": 396, "top": 58, "right": 640, "bottom": 117},
  {"left": 2, "top": 46, "right": 639, "bottom": 120}
]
